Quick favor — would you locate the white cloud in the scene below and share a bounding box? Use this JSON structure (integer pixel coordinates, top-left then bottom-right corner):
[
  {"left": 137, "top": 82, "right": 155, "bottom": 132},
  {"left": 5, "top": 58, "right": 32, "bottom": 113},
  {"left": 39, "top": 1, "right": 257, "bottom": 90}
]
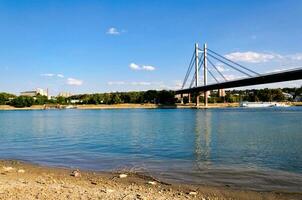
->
[
  {"left": 289, "top": 53, "right": 302, "bottom": 61},
  {"left": 129, "top": 63, "right": 141, "bottom": 70},
  {"left": 265, "top": 67, "right": 301, "bottom": 74},
  {"left": 142, "top": 65, "right": 156, "bottom": 71},
  {"left": 106, "top": 27, "right": 120, "bottom": 35},
  {"left": 41, "top": 73, "right": 65, "bottom": 78},
  {"left": 129, "top": 63, "right": 156, "bottom": 71},
  {"left": 107, "top": 81, "right": 126, "bottom": 85},
  {"left": 225, "top": 52, "right": 277, "bottom": 63},
  {"left": 107, "top": 81, "right": 164, "bottom": 87},
  {"left": 216, "top": 63, "right": 229, "bottom": 72},
  {"left": 41, "top": 73, "right": 55, "bottom": 77},
  {"left": 131, "top": 81, "right": 152, "bottom": 86},
  {"left": 67, "top": 78, "right": 83, "bottom": 86}
]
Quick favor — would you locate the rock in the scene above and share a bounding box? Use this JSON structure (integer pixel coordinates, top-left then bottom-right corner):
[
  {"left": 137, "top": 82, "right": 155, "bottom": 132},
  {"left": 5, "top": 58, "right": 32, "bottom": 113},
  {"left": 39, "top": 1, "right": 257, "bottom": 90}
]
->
[
  {"left": 102, "top": 188, "right": 114, "bottom": 193},
  {"left": 147, "top": 181, "right": 157, "bottom": 185},
  {"left": 91, "top": 181, "right": 97, "bottom": 185},
  {"left": 2, "top": 166, "right": 14, "bottom": 172},
  {"left": 189, "top": 191, "right": 197, "bottom": 196},
  {"left": 17, "top": 169, "right": 25, "bottom": 173},
  {"left": 71, "top": 169, "right": 81, "bottom": 177},
  {"left": 119, "top": 174, "right": 128, "bottom": 178}
]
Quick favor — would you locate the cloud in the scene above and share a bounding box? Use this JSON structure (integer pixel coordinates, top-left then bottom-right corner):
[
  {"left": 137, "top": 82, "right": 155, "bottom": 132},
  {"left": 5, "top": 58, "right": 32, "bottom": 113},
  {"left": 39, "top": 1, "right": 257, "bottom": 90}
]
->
[
  {"left": 41, "top": 73, "right": 55, "bottom": 77},
  {"left": 215, "top": 63, "right": 229, "bottom": 72},
  {"left": 265, "top": 67, "right": 301, "bottom": 74},
  {"left": 129, "top": 63, "right": 140, "bottom": 70},
  {"left": 130, "top": 81, "right": 152, "bottom": 86},
  {"left": 67, "top": 78, "right": 83, "bottom": 86},
  {"left": 142, "top": 65, "right": 156, "bottom": 71},
  {"left": 106, "top": 27, "right": 120, "bottom": 35},
  {"left": 129, "top": 63, "right": 156, "bottom": 71},
  {"left": 289, "top": 53, "right": 302, "bottom": 61},
  {"left": 41, "top": 73, "right": 65, "bottom": 78},
  {"left": 107, "top": 81, "right": 163, "bottom": 86},
  {"left": 107, "top": 81, "right": 126, "bottom": 85},
  {"left": 225, "top": 52, "right": 277, "bottom": 63}
]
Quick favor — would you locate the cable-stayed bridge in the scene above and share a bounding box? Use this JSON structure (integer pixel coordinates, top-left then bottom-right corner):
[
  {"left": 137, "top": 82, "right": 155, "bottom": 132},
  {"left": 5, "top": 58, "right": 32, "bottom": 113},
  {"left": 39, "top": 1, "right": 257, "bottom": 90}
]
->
[{"left": 176, "top": 43, "right": 302, "bottom": 106}]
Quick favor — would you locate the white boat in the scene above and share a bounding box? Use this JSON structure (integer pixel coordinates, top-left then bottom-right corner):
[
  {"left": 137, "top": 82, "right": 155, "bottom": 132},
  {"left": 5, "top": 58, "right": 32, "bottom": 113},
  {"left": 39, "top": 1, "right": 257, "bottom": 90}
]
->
[
  {"left": 65, "top": 105, "right": 77, "bottom": 109},
  {"left": 240, "top": 101, "right": 290, "bottom": 108}
]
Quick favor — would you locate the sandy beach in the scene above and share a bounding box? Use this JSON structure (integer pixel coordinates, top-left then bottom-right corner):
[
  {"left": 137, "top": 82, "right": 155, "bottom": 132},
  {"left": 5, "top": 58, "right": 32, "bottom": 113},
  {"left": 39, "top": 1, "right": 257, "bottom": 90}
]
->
[{"left": 0, "top": 160, "right": 301, "bottom": 200}]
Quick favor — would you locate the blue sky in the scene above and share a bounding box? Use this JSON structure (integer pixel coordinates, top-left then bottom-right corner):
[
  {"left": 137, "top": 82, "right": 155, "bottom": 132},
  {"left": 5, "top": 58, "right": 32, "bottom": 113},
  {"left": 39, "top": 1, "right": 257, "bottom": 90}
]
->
[{"left": 0, "top": 0, "right": 302, "bottom": 95}]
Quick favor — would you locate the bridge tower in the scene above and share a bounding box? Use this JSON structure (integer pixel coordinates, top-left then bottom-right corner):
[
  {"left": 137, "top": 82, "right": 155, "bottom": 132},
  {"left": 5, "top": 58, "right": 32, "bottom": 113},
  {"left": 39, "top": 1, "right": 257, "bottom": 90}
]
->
[
  {"left": 195, "top": 43, "right": 200, "bottom": 106},
  {"left": 203, "top": 43, "right": 208, "bottom": 106}
]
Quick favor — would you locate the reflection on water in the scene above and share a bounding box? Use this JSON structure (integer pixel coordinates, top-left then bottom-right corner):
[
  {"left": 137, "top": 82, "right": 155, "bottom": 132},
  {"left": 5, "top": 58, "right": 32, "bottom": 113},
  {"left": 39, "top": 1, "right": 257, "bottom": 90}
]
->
[
  {"left": 194, "top": 111, "right": 212, "bottom": 169},
  {"left": 0, "top": 108, "right": 302, "bottom": 192}
]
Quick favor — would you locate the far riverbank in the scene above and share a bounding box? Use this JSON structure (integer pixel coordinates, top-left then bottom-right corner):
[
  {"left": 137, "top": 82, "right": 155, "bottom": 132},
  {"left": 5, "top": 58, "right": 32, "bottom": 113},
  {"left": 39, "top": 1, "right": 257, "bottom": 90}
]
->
[{"left": 1, "top": 102, "right": 301, "bottom": 110}]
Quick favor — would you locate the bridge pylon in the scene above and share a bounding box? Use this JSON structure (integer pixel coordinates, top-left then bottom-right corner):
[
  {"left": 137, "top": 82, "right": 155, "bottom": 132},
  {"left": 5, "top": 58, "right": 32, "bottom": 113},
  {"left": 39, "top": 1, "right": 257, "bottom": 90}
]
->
[
  {"left": 203, "top": 43, "right": 208, "bottom": 107},
  {"left": 195, "top": 43, "right": 200, "bottom": 106}
]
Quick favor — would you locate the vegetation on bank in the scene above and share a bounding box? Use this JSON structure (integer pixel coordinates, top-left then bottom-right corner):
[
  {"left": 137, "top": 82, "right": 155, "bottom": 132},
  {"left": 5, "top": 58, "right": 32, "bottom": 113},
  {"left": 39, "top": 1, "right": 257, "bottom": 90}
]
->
[{"left": 0, "top": 86, "right": 301, "bottom": 108}]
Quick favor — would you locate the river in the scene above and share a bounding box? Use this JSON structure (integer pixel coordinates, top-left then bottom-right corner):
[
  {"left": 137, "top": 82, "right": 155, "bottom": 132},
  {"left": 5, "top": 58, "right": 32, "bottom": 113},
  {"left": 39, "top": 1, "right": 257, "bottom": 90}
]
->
[{"left": 0, "top": 107, "right": 301, "bottom": 192}]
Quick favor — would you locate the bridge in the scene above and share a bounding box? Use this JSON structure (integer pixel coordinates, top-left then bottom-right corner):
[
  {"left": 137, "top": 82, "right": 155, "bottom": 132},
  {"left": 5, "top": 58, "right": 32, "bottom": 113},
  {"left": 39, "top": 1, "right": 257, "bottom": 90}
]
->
[{"left": 176, "top": 43, "right": 302, "bottom": 106}]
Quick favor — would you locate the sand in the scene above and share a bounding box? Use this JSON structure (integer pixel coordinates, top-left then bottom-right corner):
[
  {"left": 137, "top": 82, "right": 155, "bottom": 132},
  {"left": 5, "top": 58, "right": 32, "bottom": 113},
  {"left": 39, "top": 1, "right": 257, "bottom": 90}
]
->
[{"left": 0, "top": 160, "right": 301, "bottom": 200}]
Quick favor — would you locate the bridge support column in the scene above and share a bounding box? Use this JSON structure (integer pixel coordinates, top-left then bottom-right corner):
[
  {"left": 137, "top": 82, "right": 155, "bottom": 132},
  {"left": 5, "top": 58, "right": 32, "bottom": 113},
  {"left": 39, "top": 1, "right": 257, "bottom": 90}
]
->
[
  {"left": 196, "top": 93, "right": 200, "bottom": 106},
  {"left": 188, "top": 93, "right": 191, "bottom": 103},
  {"left": 204, "top": 91, "right": 208, "bottom": 107},
  {"left": 180, "top": 94, "right": 184, "bottom": 104}
]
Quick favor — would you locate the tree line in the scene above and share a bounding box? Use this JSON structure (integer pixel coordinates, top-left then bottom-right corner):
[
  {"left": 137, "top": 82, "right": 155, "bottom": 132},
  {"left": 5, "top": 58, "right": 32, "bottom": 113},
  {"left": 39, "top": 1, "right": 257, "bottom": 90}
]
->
[
  {"left": 0, "top": 90, "right": 177, "bottom": 107},
  {"left": 0, "top": 86, "right": 301, "bottom": 108}
]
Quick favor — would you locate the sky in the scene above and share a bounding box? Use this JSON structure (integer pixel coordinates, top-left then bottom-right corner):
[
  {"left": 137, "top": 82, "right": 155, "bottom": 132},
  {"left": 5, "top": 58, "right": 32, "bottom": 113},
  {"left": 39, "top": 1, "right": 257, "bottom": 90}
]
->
[{"left": 0, "top": 0, "right": 302, "bottom": 95}]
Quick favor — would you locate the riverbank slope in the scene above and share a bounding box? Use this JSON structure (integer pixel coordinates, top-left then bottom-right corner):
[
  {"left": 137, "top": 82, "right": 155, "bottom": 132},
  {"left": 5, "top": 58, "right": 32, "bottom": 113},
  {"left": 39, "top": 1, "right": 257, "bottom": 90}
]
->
[{"left": 0, "top": 160, "right": 301, "bottom": 200}]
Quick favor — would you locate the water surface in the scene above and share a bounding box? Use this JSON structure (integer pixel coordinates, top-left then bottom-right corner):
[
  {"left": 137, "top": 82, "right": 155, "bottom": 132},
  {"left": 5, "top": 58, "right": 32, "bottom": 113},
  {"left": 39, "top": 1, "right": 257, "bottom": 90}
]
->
[{"left": 0, "top": 108, "right": 301, "bottom": 192}]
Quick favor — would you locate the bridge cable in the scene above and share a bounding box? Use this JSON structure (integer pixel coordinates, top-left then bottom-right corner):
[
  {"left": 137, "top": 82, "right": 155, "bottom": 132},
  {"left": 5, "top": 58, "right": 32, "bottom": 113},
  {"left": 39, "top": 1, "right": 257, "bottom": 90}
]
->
[
  {"left": 189, "top": 54, "right": 204, "bottom": 88},
  {"left": 182, "top": 50, "right": 195, "bottom": 88},
  {"left": 207, "top": 48, "right": 260, "bottom": 76},
  {"left": 206, "top": 57, "right": 228, "bottom": 82},
  {"left": 206, "top": 67, "right": 219, "bottom": 83},
  {"left": 207, "top": 52, "right": 253, "bottom": 77}
]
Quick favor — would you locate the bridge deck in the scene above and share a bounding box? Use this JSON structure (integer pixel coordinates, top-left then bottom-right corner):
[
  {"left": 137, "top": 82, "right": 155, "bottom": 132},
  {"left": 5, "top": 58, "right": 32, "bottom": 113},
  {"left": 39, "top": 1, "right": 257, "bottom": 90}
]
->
[{"left": 176, "top": 68, "right": 302, "bottom": 94}]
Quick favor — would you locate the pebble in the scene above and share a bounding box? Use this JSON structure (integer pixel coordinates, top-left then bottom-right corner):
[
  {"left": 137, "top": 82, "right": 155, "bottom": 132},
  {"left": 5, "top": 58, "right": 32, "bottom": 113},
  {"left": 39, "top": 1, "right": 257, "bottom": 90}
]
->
[
  {"left": 147, "top": 181, "right": 157, "bottom": 185},
  {"left": 17, "top": 169, "right": 25, "bottom": 173},
  {"left": 2, "top": 166, "right": 14, "bottom": 172},
  {"left": 189, "top": 191, "right": 197, "bottom": 195},
  {"left": 91, "top": 181, "right": 97, "bottom": 185},
  {"left": 119, "top": 174, "right": 128, "bottom": 178},
  {"left": 105, "top": 188, "right": 115, "bottom": 193},
  {"left": 71, "top": 169, "right": 81, "bottom": 177}
]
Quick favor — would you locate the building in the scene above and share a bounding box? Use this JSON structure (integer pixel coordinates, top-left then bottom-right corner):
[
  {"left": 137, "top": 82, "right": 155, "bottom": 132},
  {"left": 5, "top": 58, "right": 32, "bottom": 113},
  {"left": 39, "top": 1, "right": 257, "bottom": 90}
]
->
[
  {"left": 20, "top": 88, "right": 48, "bottom": 97},
  {"left": 58, "top": 92, "right": 72, "bottom": 98},
  {"left": 282, "top": 92, "right": 293, "bottom": 100}
]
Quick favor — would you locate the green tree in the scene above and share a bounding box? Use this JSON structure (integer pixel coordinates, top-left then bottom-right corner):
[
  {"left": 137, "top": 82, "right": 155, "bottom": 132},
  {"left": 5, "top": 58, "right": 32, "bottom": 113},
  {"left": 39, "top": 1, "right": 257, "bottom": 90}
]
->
[
  {"left": 0, "top": 92, "right": 16, "bottom": 105},
  {"left": 10, "top": 96, "right": 34, "bottom": 108}
]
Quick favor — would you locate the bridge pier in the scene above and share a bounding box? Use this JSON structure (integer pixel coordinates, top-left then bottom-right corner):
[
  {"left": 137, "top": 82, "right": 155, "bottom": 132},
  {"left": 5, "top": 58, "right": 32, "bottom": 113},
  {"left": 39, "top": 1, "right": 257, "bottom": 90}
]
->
[
  {"left": 196, "top": 93, "right": 200, "bottom": 106},
  {"left": 204, "top": 91, "right": 208, "bottom": 106}
]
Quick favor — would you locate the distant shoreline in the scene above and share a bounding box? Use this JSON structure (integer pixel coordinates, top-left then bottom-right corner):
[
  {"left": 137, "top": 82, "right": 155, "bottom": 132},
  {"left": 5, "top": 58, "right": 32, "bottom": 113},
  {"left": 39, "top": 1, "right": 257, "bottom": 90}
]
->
[
  {"left": 0, "top": 103, "right": 237, "bottom": 110},
  {"left": 0, "top": 159, "right": 301, "bottom": 200},
  {"left": 0, "top": 102, "right": 301, "bottom": 110}
]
